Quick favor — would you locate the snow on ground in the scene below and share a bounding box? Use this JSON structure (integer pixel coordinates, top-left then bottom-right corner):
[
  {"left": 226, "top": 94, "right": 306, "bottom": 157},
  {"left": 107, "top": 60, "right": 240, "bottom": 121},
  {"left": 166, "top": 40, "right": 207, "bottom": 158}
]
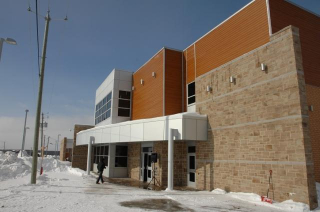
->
[{"left": 0, "top": 150, "right": 319, "bottom": 212}]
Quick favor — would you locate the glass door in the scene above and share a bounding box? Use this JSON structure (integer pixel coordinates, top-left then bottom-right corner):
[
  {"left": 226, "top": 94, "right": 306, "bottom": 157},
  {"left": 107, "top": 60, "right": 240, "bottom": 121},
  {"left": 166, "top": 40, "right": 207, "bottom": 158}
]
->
[
  {"left": 141, "top": 147, "right": 152, "bottom": 182},
  {"left": 187, "top": 146, "right": 196, "bottom": 187}
]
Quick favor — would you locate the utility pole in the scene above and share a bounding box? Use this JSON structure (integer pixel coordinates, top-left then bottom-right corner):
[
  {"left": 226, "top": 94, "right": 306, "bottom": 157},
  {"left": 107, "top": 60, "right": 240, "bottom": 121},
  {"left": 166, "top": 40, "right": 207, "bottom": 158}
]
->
[
  {"left": 57, "top": 134, "right": 61, "bottom": 159},
  {"left": 40, "top": 113, "right": 44, "bottom": 157},
  {"left": 46, "top": 136, "right": 50, "bottom": 156},
  {"left": 31, "top": 11, "right": 51, "bottom": 184},
  {"left": 21, "top": 109, "right": 29, "bottom": 156}
]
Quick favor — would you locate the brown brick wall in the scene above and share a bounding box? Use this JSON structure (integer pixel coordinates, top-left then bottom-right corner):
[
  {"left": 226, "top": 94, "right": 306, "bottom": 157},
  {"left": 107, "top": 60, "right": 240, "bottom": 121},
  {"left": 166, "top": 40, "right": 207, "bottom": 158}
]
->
[
  {"left": 195, "top": 26, "right": 317, "bottom": 208},
  {"left": 306, "top": 85, "right": 320, "bottom": 183},
  {"left": 60, "top": 137, "right": 67, "bottom": 161},
  {"left": 72, "top": 124, "right": 94, "bottom": 171}
]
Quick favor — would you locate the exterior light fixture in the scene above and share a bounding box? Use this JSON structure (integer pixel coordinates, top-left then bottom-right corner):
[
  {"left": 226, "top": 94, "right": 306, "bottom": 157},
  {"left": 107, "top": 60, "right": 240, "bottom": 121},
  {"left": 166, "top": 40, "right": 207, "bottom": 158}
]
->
[
  {"left": 132, "top": 86, "right": 135, "bottom": 91},
  {"left": 261, "top": 63, "right": 267, "bottom": 71},
  {"left": 140, "top": 79, "right": 144, "bottom": 85},
  {"left": 152, "top": 72, "right": 156, "bottom": 78},
  {"left": 206, "top": 85, "right": 212, "bottom": 92},
  {"left": 0, "top": 37, "right": 17, "bottom": 62},
  {"left": 308, "top": 105, "right": 314, "bottom": 112},
  {"left": 229, "top": 76, "right": 235, "bottom": 83}
]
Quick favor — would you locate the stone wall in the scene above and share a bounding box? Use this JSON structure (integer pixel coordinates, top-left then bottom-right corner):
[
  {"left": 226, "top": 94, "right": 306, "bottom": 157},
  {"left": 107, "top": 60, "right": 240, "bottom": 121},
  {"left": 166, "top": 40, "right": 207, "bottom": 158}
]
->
[
  {"left": 128, "top": 143, "right": 141, "bottom": 180},
  {"left": 195, "top": 26, "right": 318, "bottom": 208},
  {"left": 127, "top": 141, "right": 187, "bottom": 188},
  {"left": 72, "top": 124, "right": 94, "bottom": 171},
  {"left": 306, "top": 85, "right": 320, "bottom": 183}
]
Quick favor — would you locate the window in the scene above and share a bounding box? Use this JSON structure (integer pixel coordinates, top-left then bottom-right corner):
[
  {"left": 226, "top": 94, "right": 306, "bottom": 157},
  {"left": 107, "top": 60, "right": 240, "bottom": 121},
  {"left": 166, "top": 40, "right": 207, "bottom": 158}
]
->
[
  {"left": 187, "top": 82, "right": 196, "bottom": 105},
  {"left": 93, "top": 145, "right": 109, "bottom": 166},
  {"left": 118, "top": 90, "right": 131, "bottom": 117},
  {"left": 95, "top": 92, "right": 112, "bottom": 125},
  {"left": 115, "top": 146, "right": 128, "bottom": 167}
]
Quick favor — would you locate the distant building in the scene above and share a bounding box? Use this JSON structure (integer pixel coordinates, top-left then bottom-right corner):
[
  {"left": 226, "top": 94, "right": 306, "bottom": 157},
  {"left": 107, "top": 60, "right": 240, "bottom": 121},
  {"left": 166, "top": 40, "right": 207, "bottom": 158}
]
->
[
  {"left": 72, "top": 0, "right": 319, "bottom": 209},
  {"left": 60, "top": 138, "right": 73, "bottom": 161}
]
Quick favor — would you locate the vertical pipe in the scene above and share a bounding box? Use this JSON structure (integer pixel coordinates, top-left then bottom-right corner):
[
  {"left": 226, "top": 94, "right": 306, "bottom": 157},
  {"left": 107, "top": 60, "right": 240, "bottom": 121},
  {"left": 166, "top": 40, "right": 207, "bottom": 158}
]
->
[
  {"left": 87, "top": 136, "right": 93, "bottom": 175},
  {"left": 167, "top": 128, "right": 174, "bottom": 191}
]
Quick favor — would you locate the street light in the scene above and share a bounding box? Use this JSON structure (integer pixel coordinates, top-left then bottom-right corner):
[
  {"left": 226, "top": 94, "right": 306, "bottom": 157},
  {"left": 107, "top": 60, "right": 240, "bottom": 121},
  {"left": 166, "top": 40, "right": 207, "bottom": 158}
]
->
[
  {"left": 56, "top": 134, "right": 61, "bottom": 158},
  {"left": 0, "top": 37, "right": 17, "bottom": 62},
  {"left": 21, "top": 109, "right": 29, "bottom": 156}
]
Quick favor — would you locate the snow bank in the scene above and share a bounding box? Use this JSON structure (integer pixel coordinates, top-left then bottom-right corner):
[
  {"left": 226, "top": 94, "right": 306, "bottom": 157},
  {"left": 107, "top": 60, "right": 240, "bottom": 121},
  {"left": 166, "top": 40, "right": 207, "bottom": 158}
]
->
[
  {"left": 211, "top": 188, "right": 227, "bottom": 194},
  {"left": 0, "top": 151, "right": 79, "bottom": 182},
  {"left": 211, "top": 188, "right": 315, "bottom": 212}
]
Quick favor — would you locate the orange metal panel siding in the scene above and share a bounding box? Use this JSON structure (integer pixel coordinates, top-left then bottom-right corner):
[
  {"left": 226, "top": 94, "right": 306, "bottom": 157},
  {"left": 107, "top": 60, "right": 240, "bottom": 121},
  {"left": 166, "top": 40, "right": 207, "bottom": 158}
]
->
[
  {"left": 132, "top": 50, "right": 164, "bottom": 120},
  {"left": 306, "top": 85, "right": 320, "bottom": 182},
  {"left": 269, "top": 0, "right": 320, "bottom": 87},
  {"left": 165, "top": 49, "right": 183, "bottom": 115},
  {"left": 183, "top": 51, "right": 187, "bottom": 112},
  {"left": 186, "top": 45, "right": 195, "bottom": 84},
  {"left": 194, "top": 0, "right": 270, "bottom": 77}
]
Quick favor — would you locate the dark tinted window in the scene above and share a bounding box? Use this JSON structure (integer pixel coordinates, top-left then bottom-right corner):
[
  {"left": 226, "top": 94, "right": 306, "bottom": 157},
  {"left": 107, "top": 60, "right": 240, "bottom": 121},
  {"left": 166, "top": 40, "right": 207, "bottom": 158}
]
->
[
  {"left": 116, "top": 146, "right": 128, "bottom": 156},
  {"left": 115, "top": 157, "right": 127, "bottom": 167},
  {"left": 188, "top": 82, "right": 195, "bottom": 97},
  {"left": 188, "top": 96, "right": 195, "bottom": 105},
  {"left": 119, "top": 91, "right": 131, "bottom": 99},
  {"left": 189, "top": 156, "right": 195, "bottom": 169},
  {"left": 188, "top": 146, "right": 196, "bottom": 153},
  {"left": 118, "top": 108, "right": 130, "bottom": 117},
  {"left": 190, "top": 172, "right": 195, "bottom": 182},
  {"left": 119, "top": 100, "right": 130, "bottom": 108}
]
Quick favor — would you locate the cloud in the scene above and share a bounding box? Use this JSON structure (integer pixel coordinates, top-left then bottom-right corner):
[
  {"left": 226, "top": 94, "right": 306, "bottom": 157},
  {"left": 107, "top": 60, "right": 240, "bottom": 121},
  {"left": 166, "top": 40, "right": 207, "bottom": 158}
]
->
[{"left": 0, "top": 115, "right": 93, "bottom": 151}]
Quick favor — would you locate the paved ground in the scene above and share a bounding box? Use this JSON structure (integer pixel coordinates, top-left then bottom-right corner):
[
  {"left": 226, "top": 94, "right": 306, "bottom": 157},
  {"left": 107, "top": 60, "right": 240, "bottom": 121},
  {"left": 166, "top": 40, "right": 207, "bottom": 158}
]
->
[{"left": 0, "top": 171, "right": 291, "bottom": 212}]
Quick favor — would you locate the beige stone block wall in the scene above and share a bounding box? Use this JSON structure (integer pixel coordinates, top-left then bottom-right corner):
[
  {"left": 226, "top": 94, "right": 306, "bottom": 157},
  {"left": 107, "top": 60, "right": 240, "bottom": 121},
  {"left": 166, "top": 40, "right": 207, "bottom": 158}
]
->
[
  {"left": 72, "top": 125, "right": 94, "bottom": 171},
  {"left": 126, "top": 141, "right": 187, "bottom": 187},
  {"left": 195, "top": 26, "right": 317, "bottom": 208},
  {"left": 128, "top": 143, "right": 141, "bottom": 181},
  {"left": 306, "top": 85, "right": 320, "bottom": 182}
]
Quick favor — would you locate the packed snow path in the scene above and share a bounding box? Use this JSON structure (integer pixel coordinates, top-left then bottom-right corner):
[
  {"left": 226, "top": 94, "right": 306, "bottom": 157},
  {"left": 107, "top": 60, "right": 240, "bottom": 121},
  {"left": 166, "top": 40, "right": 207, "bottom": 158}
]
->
[{"left": 0, "top": 151, "right": 319, "bottom": 212}]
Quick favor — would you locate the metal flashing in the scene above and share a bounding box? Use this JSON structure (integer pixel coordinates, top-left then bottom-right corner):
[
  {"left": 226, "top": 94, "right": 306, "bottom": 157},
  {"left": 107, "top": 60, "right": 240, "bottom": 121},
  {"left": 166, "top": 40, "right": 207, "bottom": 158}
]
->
[{"left": 266, "top": 0, "right": 272, "bottom": 35}]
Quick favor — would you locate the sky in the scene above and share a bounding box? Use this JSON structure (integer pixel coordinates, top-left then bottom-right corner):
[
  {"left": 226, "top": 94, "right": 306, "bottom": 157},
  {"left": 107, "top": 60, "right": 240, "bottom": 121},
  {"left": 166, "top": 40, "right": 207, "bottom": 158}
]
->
[{"left": 0, "top": 0, "right": 319, "bottom": 150}]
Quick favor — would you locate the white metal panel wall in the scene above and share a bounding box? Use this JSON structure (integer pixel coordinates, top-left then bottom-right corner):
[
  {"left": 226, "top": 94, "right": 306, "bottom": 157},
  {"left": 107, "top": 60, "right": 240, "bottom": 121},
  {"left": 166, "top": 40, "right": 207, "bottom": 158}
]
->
[{"left": 76, "top": 112, "right": 208, "bottom": 146}]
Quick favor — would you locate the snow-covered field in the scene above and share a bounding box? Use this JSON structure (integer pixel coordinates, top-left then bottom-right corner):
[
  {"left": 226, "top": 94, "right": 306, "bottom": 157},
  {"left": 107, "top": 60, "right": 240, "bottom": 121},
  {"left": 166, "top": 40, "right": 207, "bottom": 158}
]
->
[{"left": 0, "top": 151, "right": 319, "bottom": 212}]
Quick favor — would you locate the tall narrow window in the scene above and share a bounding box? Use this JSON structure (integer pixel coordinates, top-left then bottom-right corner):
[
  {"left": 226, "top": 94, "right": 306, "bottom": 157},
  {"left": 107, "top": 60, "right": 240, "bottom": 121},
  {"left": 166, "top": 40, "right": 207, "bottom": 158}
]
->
[
  {"left": 115, "top": 145, "right": 128, "bottom": 167},
  {"left": 118, "top": 90, "right": 131, "bottom": 117},
  {"left": 187, "top": 82, "right": 196, "bottom": 105},
  {"left": 94, "top": 145, "right": 109, "bottom": 166},
  {"left": 95, "top": 91, "right": 112, "bottom": 124}
]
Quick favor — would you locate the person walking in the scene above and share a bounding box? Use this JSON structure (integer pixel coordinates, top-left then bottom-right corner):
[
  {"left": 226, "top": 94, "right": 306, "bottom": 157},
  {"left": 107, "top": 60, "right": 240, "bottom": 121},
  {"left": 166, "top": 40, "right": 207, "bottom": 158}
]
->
[{"left": 96, "top": 158, "right": 106, "bottom": 184}]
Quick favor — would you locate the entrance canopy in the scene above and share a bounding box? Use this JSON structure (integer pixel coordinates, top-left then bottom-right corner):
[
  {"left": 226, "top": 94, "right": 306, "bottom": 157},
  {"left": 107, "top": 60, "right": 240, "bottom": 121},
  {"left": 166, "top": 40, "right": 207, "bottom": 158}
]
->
[{"left": 76, "top": 112, "right": 207, "bottom": 145}]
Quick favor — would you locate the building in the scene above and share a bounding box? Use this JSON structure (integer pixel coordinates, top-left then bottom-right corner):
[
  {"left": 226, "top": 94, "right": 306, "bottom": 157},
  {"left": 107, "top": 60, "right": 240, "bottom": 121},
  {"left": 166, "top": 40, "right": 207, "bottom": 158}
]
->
[
  {"left": 60, "top": 137, "right": 74, "bottom": 161},
  {"left": 72, "top": 0, "right": 319, "bottom": 209}
]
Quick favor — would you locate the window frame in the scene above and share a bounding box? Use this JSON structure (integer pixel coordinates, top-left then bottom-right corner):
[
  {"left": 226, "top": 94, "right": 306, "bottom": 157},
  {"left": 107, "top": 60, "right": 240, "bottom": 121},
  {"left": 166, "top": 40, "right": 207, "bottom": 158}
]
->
[
  {"left": 115, "top": 145, "right": 128, "bottom": 168},
  {"left": 93, "top": 145, "right": 109, "bottom": 166},
  {"left": 118, "top": 90, "right": 131, "bottom": 117},
  {"left": 95, "top": 91, "right": 112, "bottom": 124}
]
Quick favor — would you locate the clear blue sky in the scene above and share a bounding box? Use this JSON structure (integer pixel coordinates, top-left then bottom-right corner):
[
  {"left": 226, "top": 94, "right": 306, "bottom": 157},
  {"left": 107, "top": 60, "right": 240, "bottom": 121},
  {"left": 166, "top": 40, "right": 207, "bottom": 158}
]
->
[{"left": 0, "top": 0, "right": 319, "bottom": 149}]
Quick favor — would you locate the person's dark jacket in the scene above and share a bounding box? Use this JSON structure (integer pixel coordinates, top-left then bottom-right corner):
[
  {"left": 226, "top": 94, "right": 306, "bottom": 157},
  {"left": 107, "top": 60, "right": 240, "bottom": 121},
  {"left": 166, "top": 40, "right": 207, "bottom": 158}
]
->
[{"left": 97, "top": 160, "right": 106, "bottom": 173}]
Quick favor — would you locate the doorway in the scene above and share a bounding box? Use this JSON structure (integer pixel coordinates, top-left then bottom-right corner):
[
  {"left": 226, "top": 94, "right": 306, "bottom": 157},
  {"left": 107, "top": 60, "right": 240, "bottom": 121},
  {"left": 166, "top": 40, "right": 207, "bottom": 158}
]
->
[
  {"left": 187, "top": 146, "right": 196, "bottom": 187},
  {"left": 141, "top": 147, "right": 152, "bottom": 182}
]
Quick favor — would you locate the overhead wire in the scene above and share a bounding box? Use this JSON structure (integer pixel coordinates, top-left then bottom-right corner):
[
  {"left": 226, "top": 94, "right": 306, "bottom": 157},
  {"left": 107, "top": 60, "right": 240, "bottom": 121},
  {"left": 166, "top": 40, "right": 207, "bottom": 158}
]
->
[
  {"left": 47, "top": 0, "right": 70, "bottom": 113},
  {"left": 27, "top": 0, "right": 37, "bottom": 102}
]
